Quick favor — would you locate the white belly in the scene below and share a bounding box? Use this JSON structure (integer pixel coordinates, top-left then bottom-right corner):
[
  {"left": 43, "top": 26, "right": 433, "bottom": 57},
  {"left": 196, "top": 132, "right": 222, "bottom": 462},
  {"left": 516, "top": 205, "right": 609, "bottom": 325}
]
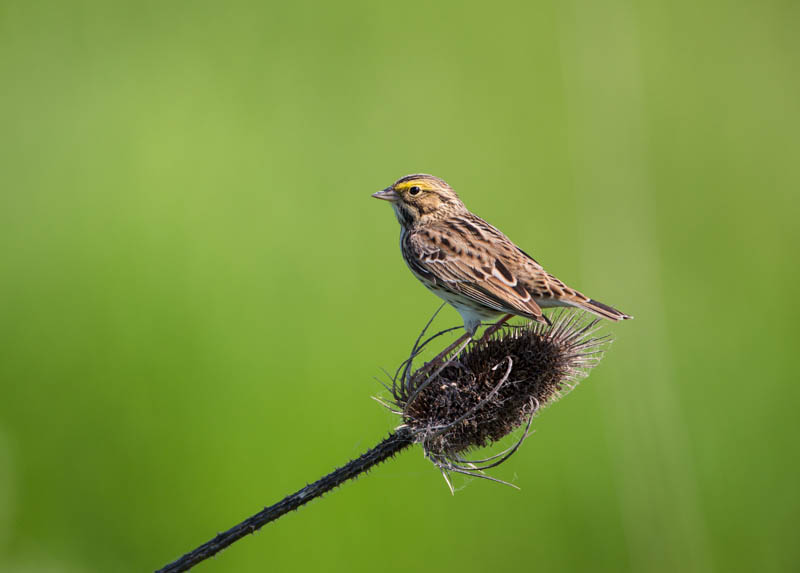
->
[{"left": 425, "top": 283, "right": 502, "bottom": 334}]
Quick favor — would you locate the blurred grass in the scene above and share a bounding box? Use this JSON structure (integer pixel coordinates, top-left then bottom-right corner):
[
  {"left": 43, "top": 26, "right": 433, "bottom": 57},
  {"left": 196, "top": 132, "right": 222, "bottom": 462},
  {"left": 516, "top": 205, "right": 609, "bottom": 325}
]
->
[{"left": 1, "top": 0, "right": 798, "bottom": 572}]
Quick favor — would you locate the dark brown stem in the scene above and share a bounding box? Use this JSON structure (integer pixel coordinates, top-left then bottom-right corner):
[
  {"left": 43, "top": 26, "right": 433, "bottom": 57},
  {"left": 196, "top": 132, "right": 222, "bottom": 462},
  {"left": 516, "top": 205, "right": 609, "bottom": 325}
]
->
[{"left": 155, "top": 428, "right": 415, "bottom": 573}]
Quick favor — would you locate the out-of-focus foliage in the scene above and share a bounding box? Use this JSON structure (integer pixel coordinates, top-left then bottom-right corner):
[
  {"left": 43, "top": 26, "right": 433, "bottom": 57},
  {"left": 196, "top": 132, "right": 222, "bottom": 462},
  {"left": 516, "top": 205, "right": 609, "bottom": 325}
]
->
[{"left": 1, "top": 1, "right": 798, "bottom": 571}]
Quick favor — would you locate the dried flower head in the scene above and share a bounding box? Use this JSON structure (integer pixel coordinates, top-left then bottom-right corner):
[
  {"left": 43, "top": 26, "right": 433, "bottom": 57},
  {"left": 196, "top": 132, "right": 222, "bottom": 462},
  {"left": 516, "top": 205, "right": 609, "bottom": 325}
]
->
[{"left": 380, "top": 309, "right": 609, "bottom": 490}]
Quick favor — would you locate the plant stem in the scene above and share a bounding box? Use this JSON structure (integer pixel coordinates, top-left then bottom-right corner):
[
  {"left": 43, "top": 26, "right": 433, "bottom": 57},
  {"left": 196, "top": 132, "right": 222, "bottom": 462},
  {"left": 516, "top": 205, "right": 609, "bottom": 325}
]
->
[{"left": 155, "top": 427, "right": 415, "bottom": 573}]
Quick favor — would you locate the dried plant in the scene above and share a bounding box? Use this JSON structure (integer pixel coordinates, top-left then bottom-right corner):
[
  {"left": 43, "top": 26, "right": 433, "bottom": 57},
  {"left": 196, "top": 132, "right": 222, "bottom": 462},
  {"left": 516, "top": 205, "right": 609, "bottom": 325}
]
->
[
  {"left": 157, "top": 309, "right": 610, "bottom": 572},
  {"left": 380, "top": 308, "right": 608, "bottom": 490}
]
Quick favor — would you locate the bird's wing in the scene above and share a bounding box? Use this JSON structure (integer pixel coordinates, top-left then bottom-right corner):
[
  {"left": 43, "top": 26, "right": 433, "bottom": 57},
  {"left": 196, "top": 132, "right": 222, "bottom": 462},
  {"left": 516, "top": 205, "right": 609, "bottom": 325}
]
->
[
  {"left": 442, "top": 216, "right": 631, "bottom": 321},
  {"left": 405, "top": 225, "right": 547, "bottom": 323}
]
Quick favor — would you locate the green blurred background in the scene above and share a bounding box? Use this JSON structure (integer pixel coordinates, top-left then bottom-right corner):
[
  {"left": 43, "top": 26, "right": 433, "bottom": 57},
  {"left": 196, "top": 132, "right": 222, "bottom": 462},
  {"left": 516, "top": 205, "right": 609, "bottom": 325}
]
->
[{"left": 1, "top": 1, "right": 798, "bottom": 571}]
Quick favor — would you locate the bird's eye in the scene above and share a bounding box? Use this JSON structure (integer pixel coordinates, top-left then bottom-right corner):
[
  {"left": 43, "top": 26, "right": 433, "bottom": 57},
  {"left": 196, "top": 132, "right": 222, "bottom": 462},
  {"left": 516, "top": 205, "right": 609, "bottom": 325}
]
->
[{"left": 409, "top": 186, "right": 421, "bottom": 195}]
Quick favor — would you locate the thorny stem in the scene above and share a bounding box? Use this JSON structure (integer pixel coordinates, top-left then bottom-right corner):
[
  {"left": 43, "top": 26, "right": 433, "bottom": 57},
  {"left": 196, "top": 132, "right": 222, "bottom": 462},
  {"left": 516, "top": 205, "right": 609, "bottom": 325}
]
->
[
  {"left": 157, "top": 315, "right": 520, "bottom": 572},
  {"left": 155, "top": 428, "right": 414, "bottom": 573}
]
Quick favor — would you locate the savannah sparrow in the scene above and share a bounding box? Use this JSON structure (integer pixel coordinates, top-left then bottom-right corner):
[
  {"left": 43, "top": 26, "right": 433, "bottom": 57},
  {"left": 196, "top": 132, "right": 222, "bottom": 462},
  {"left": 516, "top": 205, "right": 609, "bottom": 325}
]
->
[{"left": 373, "top": 174, "right": 631, "bottom": 335}]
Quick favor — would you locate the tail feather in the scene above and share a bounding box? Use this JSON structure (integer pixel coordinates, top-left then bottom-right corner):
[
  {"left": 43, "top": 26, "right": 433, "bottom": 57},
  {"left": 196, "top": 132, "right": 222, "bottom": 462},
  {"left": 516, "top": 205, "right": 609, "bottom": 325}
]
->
[{"left": 579, "top": 298, "right": 632, "bottom": 321}]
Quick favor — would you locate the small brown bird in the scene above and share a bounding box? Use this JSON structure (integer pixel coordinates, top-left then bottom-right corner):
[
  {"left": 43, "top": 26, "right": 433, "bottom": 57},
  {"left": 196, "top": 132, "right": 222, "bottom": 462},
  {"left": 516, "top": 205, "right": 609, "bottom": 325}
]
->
[{"left": 373, "top": 174, "right": 631, "bottom": 334}]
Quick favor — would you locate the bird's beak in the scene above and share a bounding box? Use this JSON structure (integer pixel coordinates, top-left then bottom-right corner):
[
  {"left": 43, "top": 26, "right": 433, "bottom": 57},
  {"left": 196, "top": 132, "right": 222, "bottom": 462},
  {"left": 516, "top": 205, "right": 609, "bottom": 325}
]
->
[{"left": 372, "top": 187, "right": 399, "bottom": 202}]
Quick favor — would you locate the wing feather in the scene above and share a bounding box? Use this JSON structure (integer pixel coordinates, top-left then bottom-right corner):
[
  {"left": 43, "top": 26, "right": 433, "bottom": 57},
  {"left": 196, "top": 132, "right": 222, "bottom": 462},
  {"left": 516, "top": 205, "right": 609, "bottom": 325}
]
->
[{"left": 405, "top": 227, "right": 546, "bottom": 323}]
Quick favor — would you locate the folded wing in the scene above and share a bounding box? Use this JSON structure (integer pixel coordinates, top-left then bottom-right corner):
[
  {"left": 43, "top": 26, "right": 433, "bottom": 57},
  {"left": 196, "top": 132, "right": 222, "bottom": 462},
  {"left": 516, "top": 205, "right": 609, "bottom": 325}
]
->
[{"left": 405, "top": 228, "right": 548, "bottom": 324}]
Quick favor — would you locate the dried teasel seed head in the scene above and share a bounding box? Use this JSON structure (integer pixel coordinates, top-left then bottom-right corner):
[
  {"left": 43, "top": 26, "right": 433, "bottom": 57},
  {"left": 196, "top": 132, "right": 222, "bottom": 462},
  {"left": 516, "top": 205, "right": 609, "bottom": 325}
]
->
[{"left": 384, "top": 310, "right": 610, "bottom": 488}]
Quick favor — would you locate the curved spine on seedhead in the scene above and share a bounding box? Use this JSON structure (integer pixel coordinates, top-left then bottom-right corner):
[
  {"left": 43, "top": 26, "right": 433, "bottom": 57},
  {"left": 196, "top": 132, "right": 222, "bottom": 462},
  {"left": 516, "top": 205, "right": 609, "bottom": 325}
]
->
[{"left": 380, "top": 308, "right": 610, "bottom": 491}]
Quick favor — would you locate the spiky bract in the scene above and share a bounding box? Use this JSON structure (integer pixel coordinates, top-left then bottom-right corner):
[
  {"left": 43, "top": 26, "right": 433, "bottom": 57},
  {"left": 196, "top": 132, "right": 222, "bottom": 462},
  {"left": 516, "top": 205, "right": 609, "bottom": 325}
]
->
[{"left": 385, "top": 310, "right": 609, "bottom": 487}]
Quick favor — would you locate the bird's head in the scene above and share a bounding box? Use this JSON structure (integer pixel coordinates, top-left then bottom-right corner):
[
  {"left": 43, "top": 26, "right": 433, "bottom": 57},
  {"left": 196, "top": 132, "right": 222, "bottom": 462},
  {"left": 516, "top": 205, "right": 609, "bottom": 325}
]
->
[{"left": 372, "top": 174, "right": 466, "bottom": 228}]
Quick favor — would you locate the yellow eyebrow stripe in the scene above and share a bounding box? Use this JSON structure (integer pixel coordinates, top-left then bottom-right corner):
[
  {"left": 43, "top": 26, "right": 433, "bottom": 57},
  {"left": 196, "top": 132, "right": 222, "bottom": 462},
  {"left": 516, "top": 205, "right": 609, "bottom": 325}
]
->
[
  {"left": 395, "top": 179, "right": 438, "bottom": 193},
  {"left": 395, "top": 181, "right": 423, "bottom": 191}
]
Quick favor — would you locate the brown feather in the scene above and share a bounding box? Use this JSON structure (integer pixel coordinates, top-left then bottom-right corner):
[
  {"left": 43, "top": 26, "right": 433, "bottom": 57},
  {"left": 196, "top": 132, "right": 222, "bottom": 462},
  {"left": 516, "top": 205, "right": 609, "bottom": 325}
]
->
[
  {"left": 377, "top": 174, "right": 631, "bottom": 331},
  {"left": 404, "top": 228, "right": 547, "bottom": 324}
]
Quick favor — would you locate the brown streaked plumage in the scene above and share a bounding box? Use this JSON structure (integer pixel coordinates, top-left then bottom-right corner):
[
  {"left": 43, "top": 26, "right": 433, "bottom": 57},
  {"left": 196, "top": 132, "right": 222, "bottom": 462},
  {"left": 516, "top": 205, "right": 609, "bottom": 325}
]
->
[{"left": 372, "top": 174, "right": 632, "bottom": 334}]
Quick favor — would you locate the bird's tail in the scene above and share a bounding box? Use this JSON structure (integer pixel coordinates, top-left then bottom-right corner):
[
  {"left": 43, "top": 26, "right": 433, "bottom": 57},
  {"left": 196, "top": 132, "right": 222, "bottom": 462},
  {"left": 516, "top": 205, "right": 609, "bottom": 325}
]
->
[{"left": 575, "top": 298, "right": 632, "bottom": 321}]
